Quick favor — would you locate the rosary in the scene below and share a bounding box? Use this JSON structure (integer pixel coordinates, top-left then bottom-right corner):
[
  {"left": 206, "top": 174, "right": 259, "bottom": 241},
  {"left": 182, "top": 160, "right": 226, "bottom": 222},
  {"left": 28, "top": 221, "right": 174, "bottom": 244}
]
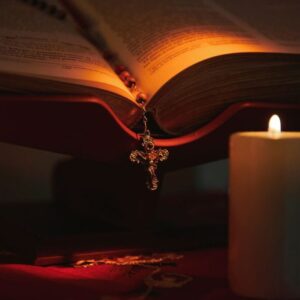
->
[
  {"left": 112, "top": 64, "right": 169, "bottom": 191},
  {"left": 89, "top": 32, "right": 169, "bottom": 191},
  {"left": 84, "top": 22, "right": 170, "bottom": 190},
  {"left": 129, "top": 108, "right": 169, "bottom": 191}
]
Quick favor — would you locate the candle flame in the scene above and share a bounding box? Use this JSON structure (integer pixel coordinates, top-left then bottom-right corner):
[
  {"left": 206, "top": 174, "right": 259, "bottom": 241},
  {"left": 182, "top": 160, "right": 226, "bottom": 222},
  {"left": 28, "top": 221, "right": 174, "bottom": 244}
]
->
[{"left": 268, "top": 114, "right": 281, "bottom": 134}]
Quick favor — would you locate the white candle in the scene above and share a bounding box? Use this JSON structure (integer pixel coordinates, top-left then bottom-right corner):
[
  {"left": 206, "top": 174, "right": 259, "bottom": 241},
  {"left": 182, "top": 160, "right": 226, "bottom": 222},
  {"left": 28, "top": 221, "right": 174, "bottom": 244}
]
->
[{"left": 229, "top": 115, "right": 300, "bottom": 299}]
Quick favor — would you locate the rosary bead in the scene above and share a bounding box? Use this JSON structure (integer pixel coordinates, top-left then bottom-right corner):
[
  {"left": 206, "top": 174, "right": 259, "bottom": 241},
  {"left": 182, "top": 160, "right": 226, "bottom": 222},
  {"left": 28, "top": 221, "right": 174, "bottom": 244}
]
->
[
  {"left": 136, "top": 92, "right": 147, "bottom": 104},
  {"left": 115, "top": 65, "right": 127, "bottom": 74},
  {"left": 119, "top": 71, "right": 130, "bottom": 81},
  {"left": 125, "top": 76, "right": 136, "bottom": 88}
]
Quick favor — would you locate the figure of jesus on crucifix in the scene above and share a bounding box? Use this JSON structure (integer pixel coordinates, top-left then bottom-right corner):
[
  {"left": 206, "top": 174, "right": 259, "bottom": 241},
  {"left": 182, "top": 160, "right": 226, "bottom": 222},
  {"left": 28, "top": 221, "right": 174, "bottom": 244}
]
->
[{"left": 130, "top": 134, "right": 169, "bottom": 191}]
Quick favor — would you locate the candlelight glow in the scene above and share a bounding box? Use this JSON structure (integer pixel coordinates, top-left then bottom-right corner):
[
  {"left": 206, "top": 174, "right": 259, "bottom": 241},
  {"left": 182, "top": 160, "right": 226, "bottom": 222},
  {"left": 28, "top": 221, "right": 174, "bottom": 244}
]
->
[{"left": 268, "top": 114, "right": 281, "bottom": 134}]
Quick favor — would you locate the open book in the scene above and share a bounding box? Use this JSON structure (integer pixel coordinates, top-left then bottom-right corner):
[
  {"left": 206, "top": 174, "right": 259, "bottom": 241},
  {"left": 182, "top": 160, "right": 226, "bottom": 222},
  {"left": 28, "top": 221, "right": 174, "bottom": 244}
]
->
[{"left": 0, "top": 0, "right": 300, "bottom": 136}]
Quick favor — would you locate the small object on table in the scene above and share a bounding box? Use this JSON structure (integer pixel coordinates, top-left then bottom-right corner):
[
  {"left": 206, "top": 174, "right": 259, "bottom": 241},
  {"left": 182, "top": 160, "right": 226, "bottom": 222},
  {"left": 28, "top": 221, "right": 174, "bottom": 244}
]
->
[{"left": 229, "top": 114, "right": 300, "bottom": 298}]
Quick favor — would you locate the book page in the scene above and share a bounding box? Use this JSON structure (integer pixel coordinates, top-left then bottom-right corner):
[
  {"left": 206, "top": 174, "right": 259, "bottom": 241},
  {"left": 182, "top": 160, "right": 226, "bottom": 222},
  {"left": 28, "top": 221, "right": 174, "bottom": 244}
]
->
[
  {"left": 0, "top": 0, "right": 133, "bottom": 100},
  {"left": 75, "top": 0, "right": 300, "bottom": 98}
]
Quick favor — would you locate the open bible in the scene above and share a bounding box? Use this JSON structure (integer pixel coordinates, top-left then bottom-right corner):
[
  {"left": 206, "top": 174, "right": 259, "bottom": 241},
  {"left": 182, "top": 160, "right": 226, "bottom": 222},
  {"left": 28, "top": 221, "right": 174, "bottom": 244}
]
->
[{"left": 1, "top": 0, "right": 300, "bottom": 137}]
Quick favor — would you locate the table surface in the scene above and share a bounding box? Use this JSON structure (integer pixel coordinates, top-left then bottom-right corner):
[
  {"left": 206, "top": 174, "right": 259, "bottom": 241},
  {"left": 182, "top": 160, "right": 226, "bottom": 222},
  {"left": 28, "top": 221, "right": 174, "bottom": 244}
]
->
[{"left": 0, "top": 248, "right": 249, "bottom": 300}]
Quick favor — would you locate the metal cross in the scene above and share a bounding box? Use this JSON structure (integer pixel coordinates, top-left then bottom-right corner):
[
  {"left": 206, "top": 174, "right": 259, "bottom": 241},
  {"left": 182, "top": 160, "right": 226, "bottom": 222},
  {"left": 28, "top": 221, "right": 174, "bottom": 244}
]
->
[{"left": 130, "top": 133, "right": 169, "bottom": 191}]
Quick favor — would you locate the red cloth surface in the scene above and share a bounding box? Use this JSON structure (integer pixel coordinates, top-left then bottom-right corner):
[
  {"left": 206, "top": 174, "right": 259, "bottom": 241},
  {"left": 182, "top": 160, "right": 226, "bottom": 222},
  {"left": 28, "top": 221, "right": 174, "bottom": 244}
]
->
[{"left": 0, "top": 248, "right": 245, "bottom": 300}]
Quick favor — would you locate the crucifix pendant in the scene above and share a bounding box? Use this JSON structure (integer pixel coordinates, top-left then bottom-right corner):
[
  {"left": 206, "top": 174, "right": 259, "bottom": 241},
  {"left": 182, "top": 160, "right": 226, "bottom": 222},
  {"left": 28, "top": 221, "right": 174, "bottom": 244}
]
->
[
  {"left": 129, "top": 110, "right": 169, "bottom": 191},
  {"left": 130, "top": 134, "right": 169, "bottom": 191}
]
